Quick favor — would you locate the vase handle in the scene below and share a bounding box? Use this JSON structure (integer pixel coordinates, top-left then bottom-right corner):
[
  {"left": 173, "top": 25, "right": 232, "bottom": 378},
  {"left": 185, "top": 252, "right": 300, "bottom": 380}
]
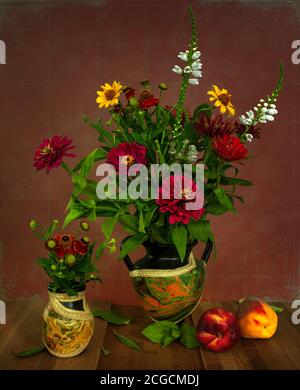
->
[
  {"left": 121, "top": 236, "right": 214, "bottom": 271},
  {"left": 201, "top": 238, "right": 213, "bottom": 264},
  {"left": 120, "top": 236, "right": 136, "bottom": 271}
]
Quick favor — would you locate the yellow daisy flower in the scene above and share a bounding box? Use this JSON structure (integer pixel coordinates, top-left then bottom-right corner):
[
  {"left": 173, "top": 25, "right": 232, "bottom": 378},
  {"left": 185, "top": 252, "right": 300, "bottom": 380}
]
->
[
  {"left": 207, "top": 85, "right": 236, "bottom": 116},
  {"left": 96, "top": 81, "right": 123, "bottom": 108}
]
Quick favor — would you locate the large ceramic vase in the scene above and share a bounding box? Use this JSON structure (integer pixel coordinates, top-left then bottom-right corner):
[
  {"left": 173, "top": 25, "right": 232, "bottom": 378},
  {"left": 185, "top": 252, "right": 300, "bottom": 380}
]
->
[
  {"left": 42, "top": 287, "right": 94, "bottom": 358},
  {"left": 122, "top": 238, "right": 213, "bottom": 323}
]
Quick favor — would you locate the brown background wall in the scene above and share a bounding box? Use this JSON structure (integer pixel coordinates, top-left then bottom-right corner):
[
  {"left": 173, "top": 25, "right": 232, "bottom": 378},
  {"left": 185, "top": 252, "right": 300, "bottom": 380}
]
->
[{"left": 0, "top": 0, "right": 299, "bottom": 305}]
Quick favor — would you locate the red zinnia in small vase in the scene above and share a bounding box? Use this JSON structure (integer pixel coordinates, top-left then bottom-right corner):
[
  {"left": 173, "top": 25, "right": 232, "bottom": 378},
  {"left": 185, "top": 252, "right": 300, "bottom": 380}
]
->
[
  {"left": 212, "top": 135, "right": 247, "bottom": 161},
  {"left": 107, "top": 142, "right": 147, "bottom": 172},
  {"left": 33, "top": 135, "right": 75, "bottom": 173},
  {"left": 156, "top": 175, "right": 204, "bottom": 225}
]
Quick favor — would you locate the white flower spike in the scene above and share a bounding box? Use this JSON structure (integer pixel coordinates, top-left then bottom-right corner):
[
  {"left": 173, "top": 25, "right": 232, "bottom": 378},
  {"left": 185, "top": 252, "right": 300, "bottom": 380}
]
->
[
  {"left": 172, "top": 65, "right": 183, "bottom": 75},
  {"left": 178, "top": 51, "right": 188, "bottom": 61},
  {"left": 188, "top": 78, "right": 199, "bottom": 85}
]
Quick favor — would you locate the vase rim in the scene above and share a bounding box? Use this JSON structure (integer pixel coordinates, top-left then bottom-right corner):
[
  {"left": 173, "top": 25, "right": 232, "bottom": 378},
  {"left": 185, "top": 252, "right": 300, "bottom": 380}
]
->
[
  {"left": 144, "top": 239, "right": 198, "bottom": 249},
  {"left": 47, "top": 284, "right": 86, "bottom": 294}
]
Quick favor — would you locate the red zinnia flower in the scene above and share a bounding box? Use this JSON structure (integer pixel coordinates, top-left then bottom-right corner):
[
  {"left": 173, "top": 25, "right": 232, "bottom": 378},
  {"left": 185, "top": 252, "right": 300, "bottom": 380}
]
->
[
  {"left": 33, "top": 135, "right": 75, "bottom": 174},
  {"left": 107, "top": 142, "right": 147, "bottom": 172},
  {"left": 156, "top": 175, "right": 204, "bottom": 225},
  {"left": 212, "top": 135, "right": 248, "bottom": 161}
]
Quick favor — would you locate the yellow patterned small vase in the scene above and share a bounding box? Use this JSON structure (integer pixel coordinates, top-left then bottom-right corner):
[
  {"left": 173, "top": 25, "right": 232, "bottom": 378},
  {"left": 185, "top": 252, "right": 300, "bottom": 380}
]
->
[{"left": 42, "top": 289, "right": 94, "bottom": 358}]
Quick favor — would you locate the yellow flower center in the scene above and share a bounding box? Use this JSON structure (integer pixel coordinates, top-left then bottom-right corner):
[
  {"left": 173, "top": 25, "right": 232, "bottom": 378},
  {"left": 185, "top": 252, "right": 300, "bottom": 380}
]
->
[
  {"left": 105, "top": 89, "right": 116, "bottom": 101},
  {"left": 121, "top": 155, "right": 135, "bottom": 166},
  {"left": 218, "top": 92, "right": 231, "bottom": 106},
  {"left": 182, "top": 187, "right": 193, "bottom": 200},
  {"left": 41, "top": 144, "right": 53, "bottom": 154}
]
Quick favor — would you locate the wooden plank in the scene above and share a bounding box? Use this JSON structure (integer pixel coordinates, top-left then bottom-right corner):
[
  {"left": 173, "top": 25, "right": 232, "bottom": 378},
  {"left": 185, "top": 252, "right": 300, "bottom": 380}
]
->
[
  {"left": 0, "top": 299, "right": 110, "bottom": 370},
  {"left": 98, "top": 305, "right": 205, "bottom": 370}
]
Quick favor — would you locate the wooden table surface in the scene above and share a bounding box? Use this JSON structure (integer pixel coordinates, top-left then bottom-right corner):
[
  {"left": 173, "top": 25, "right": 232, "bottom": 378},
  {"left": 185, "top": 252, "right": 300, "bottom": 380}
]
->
[{"left": 0, "top": 299, "right": 299, "bottom": 370}]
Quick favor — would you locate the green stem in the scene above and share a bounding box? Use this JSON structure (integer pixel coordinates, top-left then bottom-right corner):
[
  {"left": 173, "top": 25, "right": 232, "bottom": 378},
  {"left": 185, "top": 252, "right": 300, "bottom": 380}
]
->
[{"left": 61, "top": 161, "right": 74, "bottom": 176}]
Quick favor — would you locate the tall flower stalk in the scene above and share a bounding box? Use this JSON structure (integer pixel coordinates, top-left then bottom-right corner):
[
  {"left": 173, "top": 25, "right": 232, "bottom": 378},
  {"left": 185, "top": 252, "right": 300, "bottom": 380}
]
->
[{"left": 171, "top": 6, "right": 201, "bottom": 140}]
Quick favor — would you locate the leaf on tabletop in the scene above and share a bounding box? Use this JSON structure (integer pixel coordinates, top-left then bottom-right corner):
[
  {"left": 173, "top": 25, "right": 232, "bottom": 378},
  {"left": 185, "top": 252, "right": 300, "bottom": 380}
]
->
[
  {"left": 142, "top": 320, "right": 181, "bottom": 347},
  {"left": 180, "top": 323, "right": 200, "bottom": 349},
  {"left": 13, "top": 345, "right": 45, "bottom": 358},
  {"left": 92, "top": 309, "right": 132, "bottom": 325},
  {"left": 113, "top": 330, "right": 142, "bottom": 352},
  {"left": 101, "top": 345, "right": 111, "bottom": 356}
]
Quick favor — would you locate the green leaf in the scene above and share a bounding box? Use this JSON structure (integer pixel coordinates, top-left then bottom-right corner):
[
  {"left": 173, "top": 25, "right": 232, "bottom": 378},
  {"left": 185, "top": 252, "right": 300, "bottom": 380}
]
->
[
  {"left": 119, "top": 214, "right": 138, "bottom": 233},
  {"left": 180, "top": 323, "right": 200, "bottom": 349},
  {"left": 113, "top": 330, "right": 142, "bottom": 352},
  {"left": 187, "top": 220, "right": 211, "bottom": 243},
  {"left": 270, "top": 304, "right": 284, "bottom": 314},
  {"left": 73, "top": 147, "right": 107, "bottom": 173},
  {"left": 170, "top": 225, "right": 187, "bottom": 262},
  {"left": 120, "top": 233, "right": 148, "bottom": 258},
  {"left": 101, "top": 345, "right": 110, "bottom": 356},
  {"left": 13, "top": 345, "right": 45, "bottom": 357},
  {"left": 63, "top": 206, "right": 87, "bottom": 228},
  {"left": 101, "top": 215, "right": 118, "bottom": 241},
  {"left": 205, "top": 202, "right": 228, "bottom": 215},
  {"left": 95, "top": 242, "right": 107, "bottom": 259},
  {"left": 72, "top": 174, "right": 87, "bottom": 195},
  {"left": 44, "top": 219, "right": 59, "bottom": 240},
  {"left": 214, "top": 187, "right": 235, "bottom": 213},
  {"left": 92, "top": 309, "right": 132, "bottom": 325},
  {"left": 138, "top": 211, "right": 145, "bottom": 233},
  {"left": 192, "top": 103, "right": 213, "bottom": 121},
  {"left": 142, "top": 321, "right": 181, "bottom": 347},
  {"left": 220, "top": 177, "right": 253, "bottom": 187}
]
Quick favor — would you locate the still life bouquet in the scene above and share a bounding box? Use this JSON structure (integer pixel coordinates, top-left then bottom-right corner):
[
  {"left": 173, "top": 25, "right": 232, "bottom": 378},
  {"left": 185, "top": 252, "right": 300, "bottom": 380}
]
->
[
  {"left": 33, "top": 6, "right": 283, "bottom": 323},
  {"left": 29, "top": 219, "right": 107, "bottom": 357}
]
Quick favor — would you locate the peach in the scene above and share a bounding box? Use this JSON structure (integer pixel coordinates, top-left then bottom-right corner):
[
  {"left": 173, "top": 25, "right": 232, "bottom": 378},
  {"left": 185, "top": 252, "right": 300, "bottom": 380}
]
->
[
  {"left": 237, "top": 298, "right": 278, "bottom": 339},
  {"left": 196, "top": 308, "right": 240, "bottom": 352}
]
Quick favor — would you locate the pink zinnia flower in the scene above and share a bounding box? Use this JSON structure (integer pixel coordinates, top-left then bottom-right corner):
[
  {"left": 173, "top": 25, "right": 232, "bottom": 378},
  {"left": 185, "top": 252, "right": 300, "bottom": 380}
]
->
[
  {"left": 107, "top": 142, "right": 147, "bottom": 172},
  {"left": 156, "top": 175, "right": 204, "bottom": 225},
  {"left": 33, "top": 135, "right": 75, "bottom": 173}
]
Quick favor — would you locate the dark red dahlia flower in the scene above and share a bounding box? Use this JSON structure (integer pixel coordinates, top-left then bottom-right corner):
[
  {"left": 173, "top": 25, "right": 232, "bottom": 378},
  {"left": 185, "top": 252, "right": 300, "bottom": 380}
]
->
[
  {"left": 107, "top": 142, "right": 147, "bottom": 172},
  {"left": 234, "top": 121, "right": 261, "bottom": 139},
  {"left": 33, "top": 135, "right": 75, "bottom": 174},
  {"left": 156, "top": 175, "right": 204, "bottom": 225},
  {"left": 212, "top": 135, "right": 248, "bottom": 161},
  {"left": 195, "top": 114, "right": 235, "bottom": 138}
]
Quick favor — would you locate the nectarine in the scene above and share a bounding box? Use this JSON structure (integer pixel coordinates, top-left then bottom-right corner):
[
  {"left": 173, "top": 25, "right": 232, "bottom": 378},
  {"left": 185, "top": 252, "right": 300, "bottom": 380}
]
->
[
  {"left": 197, "top": 308, "right": 240, "bottom": 352},
  {"left": 237, "top": 299, "right": 278, "bottom": 339}
]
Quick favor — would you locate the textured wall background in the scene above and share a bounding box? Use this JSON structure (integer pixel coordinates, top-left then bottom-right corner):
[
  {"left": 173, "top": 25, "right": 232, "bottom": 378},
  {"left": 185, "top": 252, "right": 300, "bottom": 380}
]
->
[{"left": 0, "top": 0, "right": 299, "bottom": 304}]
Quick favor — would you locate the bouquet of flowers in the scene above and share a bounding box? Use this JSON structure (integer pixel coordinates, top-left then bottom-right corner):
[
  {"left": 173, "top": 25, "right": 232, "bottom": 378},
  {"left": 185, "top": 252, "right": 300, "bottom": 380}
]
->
[
  {"left": 29, "top": 219, "right": 103, "bottom": 296},
  {"left": 33, "top": 7, "right": 283, "bottom": 264}
]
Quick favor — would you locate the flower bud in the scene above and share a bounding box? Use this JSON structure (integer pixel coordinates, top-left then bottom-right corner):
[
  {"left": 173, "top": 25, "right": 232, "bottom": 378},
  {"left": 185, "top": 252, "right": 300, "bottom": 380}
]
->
[
  {"left": 80, "top": 221, "right": 89, "bottom": 231},
  {"left": 158, "top": 83, "right": 168, "bottom": 91},
  {"left": 129, "top": 97, "right": 138, "bottom": 107},
  {"left": 46, "top": 240, "right": 56, "bottom": 249},
  {"left": 140, "top": 79, "right": 150, "bottom": 87},
  {"left": 29, "top": 219, "right": 38, "bottom": 230},
  {"left": 51, "top": 264, "right": 57, "bottom": 271},
  {"left": 66, "top": 254, "right": 76, "bottom": 265},
  {"left": 82, "top": 236, "right": 90, "bottom": 244}
]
